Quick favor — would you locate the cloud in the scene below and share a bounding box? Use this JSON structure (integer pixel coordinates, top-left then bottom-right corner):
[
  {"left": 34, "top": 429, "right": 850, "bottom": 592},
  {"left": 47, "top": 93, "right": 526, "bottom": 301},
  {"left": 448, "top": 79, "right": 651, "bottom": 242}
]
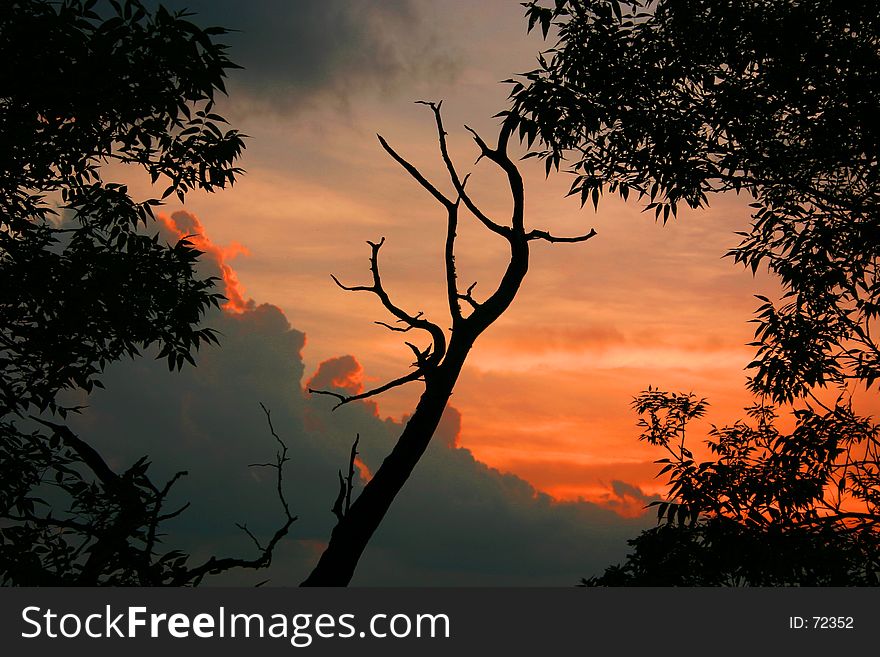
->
[
  {"left": 166, "top": 0, "right": 461, "bottom": 116},
  {"left": 305, "top": 355, "right": 365, "bottom": 396},
  {"left": 159, "top": 211, "right": 254, "bottom": 313},
  {"left": 63, "top": 209, "right": 651, "bottom": 585},
  {"left": 599, "top": 481, "right": 661, "bottom": 519}
]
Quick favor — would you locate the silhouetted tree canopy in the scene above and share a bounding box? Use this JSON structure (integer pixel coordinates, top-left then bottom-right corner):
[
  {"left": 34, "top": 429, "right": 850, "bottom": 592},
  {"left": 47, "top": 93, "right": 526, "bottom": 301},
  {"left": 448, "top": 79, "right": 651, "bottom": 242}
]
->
[
  {"left": 584, "top": 391, "right": 879, "bottom": 586},
  {"left": 1, "top": 0, "right": 245, "bottom": 417},
  {"left": 511, "top": 0, "right": 880, "bottom": 403},
  {"left": 0, "top": 0, "right": 293, "bottom": 585},
  {"left": 509, "top": 1, "right": 880, "bottom": 585}
]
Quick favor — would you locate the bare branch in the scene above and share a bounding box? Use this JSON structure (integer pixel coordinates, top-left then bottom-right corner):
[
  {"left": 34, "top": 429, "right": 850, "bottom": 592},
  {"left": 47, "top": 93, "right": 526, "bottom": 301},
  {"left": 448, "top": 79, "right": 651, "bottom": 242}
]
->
[
  {"left": 235, "top": 522, "right": 265, "bottom": 552},
  {"left": 420, "top": 101, "right": 510, "bottom": 238},
  {"left": 453, "top": 120, "right": 531, "bottom": 332},
  {"left": 458, "top": 281, "right": 481, "bottom": 310},
  {"left": 309, "top": 368, "right": 424, "bottom": 411},
  {"left": 464, "top": 123, "right": 525, "bottom": 233},
  {"left": 146, "top": 470, "right": 189, "bottom": 559},
  {"left": 329, "top": 237, "right": 446, "bottom": 363},
  {"left": 345, "top": 435, "right": 359, "bottom": 515},
  {"left": 404, "top": 341, "right": 430, "bottom": 367},
  {"left": 464, "top": 124, "right": 494, "bottom": 156},
  {"left": 332, "top": 471, "right": 347, "bottom": 522},
  {"left": 381, "top": 109, "right": 469, "bottom": 324},
  {"left": 259, "top": 402, "right": 295, "bottom": 522},
  {"left": 332, "top": 434, "right": 362, "bottom": 522},
  {"left": 378, "top": 134, "right": 454, "bottom": 209},
  {"left": 177, "top": 518, "right": 295, "bottom": 586},
  {"left": 154, "top": 502, "right": 190, "bottom": 522},
  {"left": 175, "top": 404, "right": 298, "bottom": 585},
  {"left": 526, "top": 227, "right": 598, "bottom": 243},
  {"left": 308, "top": 388, "right": 347, "bottom": 406},
  {"left": 444, "top": 201, "right": 463, "bottom": 322},
  {"left": 375, "top": 312, "right": 424, "bottom": 333},
  {"left": 330, "top": 274, "right": 372, "bottom": 293}
]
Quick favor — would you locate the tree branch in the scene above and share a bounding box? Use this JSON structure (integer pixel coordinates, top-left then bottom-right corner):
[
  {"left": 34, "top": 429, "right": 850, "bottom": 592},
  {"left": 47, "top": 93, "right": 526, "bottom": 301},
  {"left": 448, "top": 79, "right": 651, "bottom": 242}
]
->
[
  {"left": 464, "top": 124, "right": 525, "bottom": 233},
  {"left": 176, "top": 404, "right": 297, "bottom": 586},
  {"left": 375, "top": 312, "right": 424, "bottom": 333},
  {"left": 458, "top": 281, "right": 481, "bottom": 310},
  {"left": 526, "top": 227, "right": 598, "bottom": 243},
  {"left": 144, "top": 469, "right": 189, "bottom": 563},
  {"left": 329, "top": 237, "right": 447, "bottom": 364},
  {"left": 377, "top": 134, "right": 454, "bottom": 209},
  {"left": 258, "top": 403, "right": 295, "bottom": 524},
  {"left": 309, "top": 368, "right": 425, "bottom": 411},
  {"left": 380, "top": 115, "right": 470, "bottom": 325},
  {"left": 420, "top": 101, "right": 510, "bottom": 239},
  {"left": 30, "top": 417, "right": 120, "bottom": 488},
  {"left": 445, "top": 201, "right": 463, "bottom": 323},
  {"left": 332, "top": 434, "right": 361, "bottom": 521},
  {"left": 404, "top": 341, "right": 431, "bottom": 367}
]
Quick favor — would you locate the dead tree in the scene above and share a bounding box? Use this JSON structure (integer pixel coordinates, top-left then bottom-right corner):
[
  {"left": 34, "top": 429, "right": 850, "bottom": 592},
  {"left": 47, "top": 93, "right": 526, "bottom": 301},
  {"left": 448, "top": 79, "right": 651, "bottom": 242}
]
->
[{"left": 303, "top": 102, "right": 596, "bottom": 586}]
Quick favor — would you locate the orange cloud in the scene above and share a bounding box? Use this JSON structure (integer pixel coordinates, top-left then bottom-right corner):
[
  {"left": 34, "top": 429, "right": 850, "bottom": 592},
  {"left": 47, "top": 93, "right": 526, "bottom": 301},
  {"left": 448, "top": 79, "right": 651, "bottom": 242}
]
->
[
  {"left": 158, "top": 210, "right": 254, "bottom": 313},
  {"left": 354, "top": 456, "right": 373, "bottom": 483},
  {"left": 596, "top": 480, "right": 661, "bottom": 519},
  {"left": 305, "top": 355, "right": 364, "bottom": 395}
]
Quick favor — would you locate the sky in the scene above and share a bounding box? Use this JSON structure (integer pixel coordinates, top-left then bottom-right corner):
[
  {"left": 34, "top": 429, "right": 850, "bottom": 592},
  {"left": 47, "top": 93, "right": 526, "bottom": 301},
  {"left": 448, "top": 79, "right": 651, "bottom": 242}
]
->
[{"left": 70, "top": 0, "right": 797, "bottom": 584}]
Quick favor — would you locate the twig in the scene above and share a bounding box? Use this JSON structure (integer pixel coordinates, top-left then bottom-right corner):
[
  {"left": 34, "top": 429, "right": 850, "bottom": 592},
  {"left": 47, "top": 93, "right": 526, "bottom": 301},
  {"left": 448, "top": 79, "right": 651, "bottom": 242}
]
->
[
  {"left": 332, "top": 434, "right": 361, "bottom": 521},
  {"left": 309, "top": 369, "right": 425, "bottom": 410},
  {"left": 458, "top": 281, "right": 481, "bottom": 310}
]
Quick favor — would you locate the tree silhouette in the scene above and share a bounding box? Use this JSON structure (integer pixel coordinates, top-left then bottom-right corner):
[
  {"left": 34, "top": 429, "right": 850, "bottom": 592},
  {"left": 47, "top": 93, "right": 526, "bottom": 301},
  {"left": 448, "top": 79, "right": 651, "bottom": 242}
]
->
[
  {"left": 504, "top": 0, "right": 880, "bottom": 585},
  {"left": 302, "top": 102, "right": 597, "bottom": 586},
  {"left": 0, "top": 0, "right": 293, "bottom": 585},
  {"left": 508, "top": 1, "right": 880, "bottom": 385},
  {"left": 583, "top": 391, "right": 879, "bottom": 585}
]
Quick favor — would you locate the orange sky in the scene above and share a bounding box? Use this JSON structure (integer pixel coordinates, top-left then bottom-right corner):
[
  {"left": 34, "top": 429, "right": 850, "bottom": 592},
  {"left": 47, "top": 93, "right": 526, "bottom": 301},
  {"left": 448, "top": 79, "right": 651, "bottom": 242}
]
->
[{"left": 115, "top": 0, "right": 839, "bottom": 514}]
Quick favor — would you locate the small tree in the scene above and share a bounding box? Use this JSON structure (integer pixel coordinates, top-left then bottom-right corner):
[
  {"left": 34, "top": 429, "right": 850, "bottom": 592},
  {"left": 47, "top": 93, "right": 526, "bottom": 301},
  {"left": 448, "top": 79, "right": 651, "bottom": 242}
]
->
[
  {"left": 0, "top": 0, "right": 293, "bottom": 585},
  {"left": 583, "top": 391, "right": 879, "bottom": 585},
  {"left": 303, "top": 103, "right": 598, "bottom": 585}
]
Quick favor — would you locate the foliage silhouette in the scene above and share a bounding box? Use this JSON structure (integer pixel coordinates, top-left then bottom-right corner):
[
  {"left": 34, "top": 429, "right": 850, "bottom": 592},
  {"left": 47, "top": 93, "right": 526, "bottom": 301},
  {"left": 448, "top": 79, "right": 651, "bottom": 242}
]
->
[
  {"left": 509, "top": 0, "right": 880, "bottom": 401},
  {"left": 507, "top": 1, "right": 880, "bottom": 586},
  {"left": 0, "top": 0, "right": 293, "bottom": 585},
  {"left": 584, "top": 392, "right": 879, "bottom": 586},
  {"left": 302, "top": 102, "right": 597, "bottom": 586}
]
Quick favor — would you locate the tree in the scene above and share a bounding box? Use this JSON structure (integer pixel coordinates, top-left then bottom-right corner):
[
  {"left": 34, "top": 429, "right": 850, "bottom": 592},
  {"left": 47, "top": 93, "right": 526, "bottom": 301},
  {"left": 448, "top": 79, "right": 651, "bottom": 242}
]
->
[
  {"left": 504, "top": 0, "right": 880, "bottom": 585},
  {"left": 302, "top": 103, "right": 598, "bottom": 585},
  {"left": 583, "top": 391, "right": 879, "bottom": 585},
  {"left": 508, "top": 0, "right": 880, "bottom": 400},
  {"left": 0, "top": 0, "right": 293, "bottom": 585}
]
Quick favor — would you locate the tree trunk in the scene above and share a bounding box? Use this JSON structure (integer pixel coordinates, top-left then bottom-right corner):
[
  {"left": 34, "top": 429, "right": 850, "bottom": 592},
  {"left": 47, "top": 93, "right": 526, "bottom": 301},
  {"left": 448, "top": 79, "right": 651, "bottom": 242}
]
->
[{"left": 301, "top": 342, "right": 470, "bottom": 586}]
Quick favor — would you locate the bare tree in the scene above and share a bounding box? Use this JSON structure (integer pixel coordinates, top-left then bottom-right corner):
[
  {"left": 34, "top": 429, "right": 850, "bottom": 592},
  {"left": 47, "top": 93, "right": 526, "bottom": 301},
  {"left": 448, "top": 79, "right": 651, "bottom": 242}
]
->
[{"left": 303, "top": 102, "right": 596, "bottom": 586}]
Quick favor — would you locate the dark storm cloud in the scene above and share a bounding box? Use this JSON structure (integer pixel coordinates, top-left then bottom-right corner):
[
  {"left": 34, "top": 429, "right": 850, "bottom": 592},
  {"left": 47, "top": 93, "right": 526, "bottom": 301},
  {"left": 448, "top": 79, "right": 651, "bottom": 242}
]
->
[
  {"left": 70, "top": 305, "right": 650, "bottom": 585},
  {"left": 164, "top": 0, "right": 460, "bottom": 114},
  {"left": 64, "top": 213, "right": 649, "bottom": 584}
]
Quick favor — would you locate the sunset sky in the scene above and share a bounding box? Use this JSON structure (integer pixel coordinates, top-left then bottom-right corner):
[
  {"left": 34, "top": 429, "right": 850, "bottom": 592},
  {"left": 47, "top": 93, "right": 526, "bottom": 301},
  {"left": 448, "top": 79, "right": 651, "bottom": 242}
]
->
[{"left": 73, "top": 0, "right": 807, "bottom": 584}]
